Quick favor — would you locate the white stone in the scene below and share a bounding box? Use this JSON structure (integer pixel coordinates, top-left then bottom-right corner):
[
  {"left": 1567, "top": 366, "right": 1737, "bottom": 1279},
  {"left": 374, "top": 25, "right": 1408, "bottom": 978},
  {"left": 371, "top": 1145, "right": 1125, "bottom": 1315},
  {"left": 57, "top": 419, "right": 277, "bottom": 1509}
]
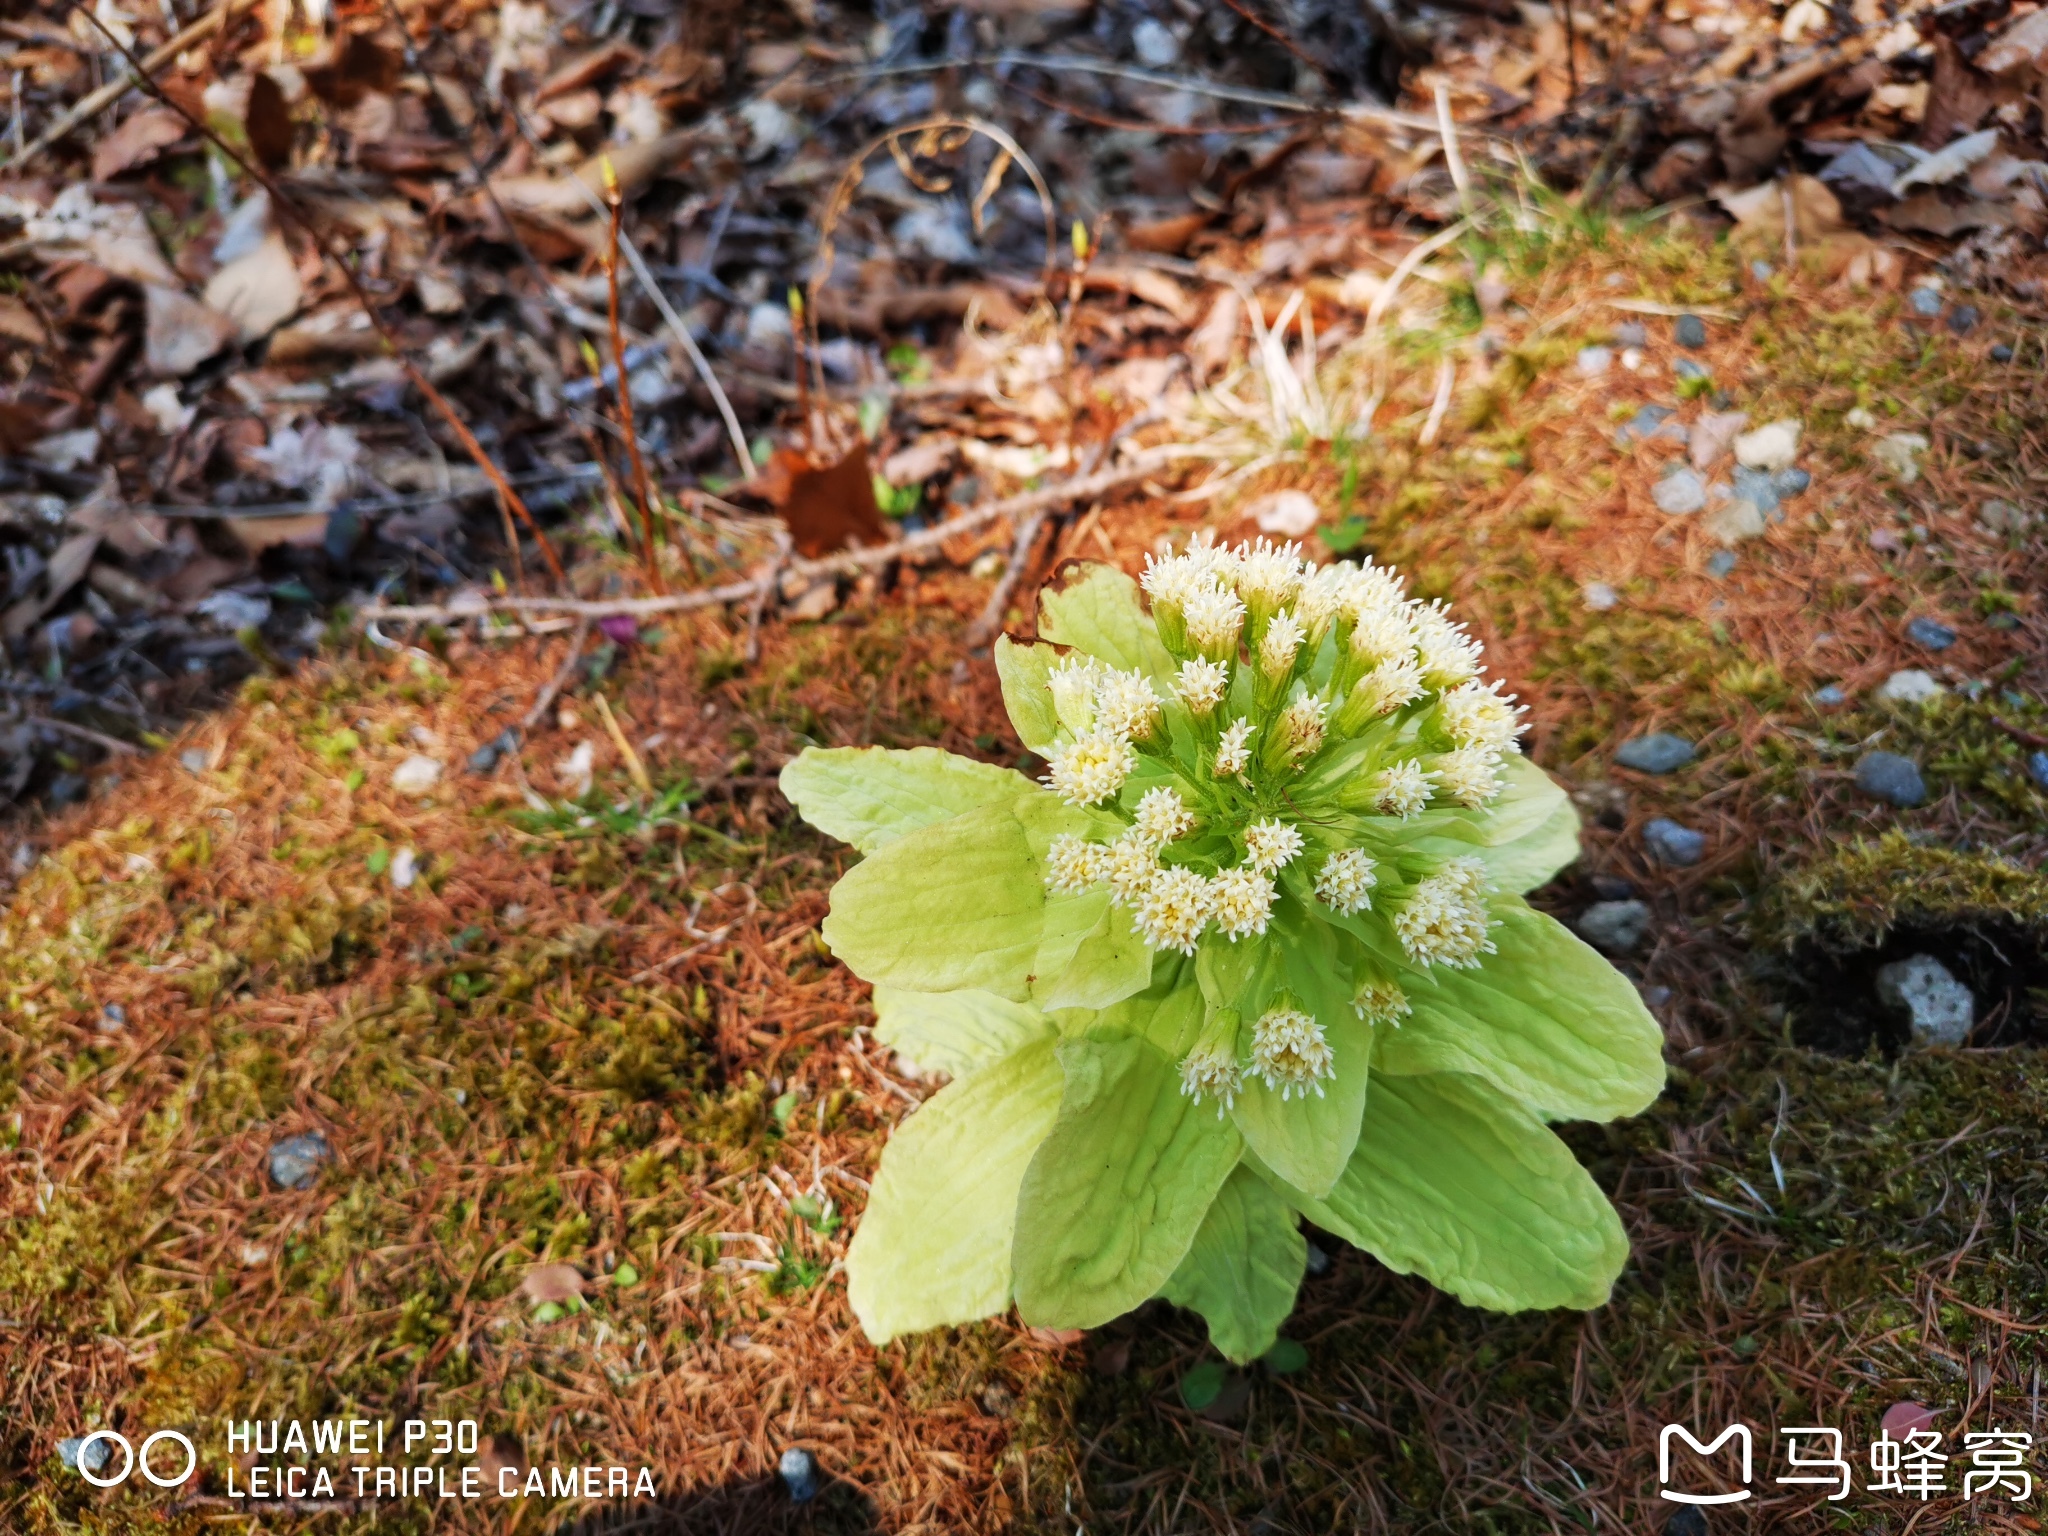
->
[
  {"left": 1247, "top": 488, "right": 1320, "bottom": 538},
  {"left": 391, "top": 754, "right": 443, "bottom": 796},
  {"left": 390, "top": 847, "right": 419, "bottom": 889},
  {"left": 1876, "top": 953, "right": 1974, "bottom": 1046},
  {"left": 1734, "top": 419, "right": 1801, "bottom": 472},
  {"left": 1582, "top": 581, "right": 1618, "bottom": 612},
  {"left": 1875, "top": 668, "right": 1945, "bottom": 704},
  {"left": 1873, "top": 431, "right": 1929, "bottom": 482}
]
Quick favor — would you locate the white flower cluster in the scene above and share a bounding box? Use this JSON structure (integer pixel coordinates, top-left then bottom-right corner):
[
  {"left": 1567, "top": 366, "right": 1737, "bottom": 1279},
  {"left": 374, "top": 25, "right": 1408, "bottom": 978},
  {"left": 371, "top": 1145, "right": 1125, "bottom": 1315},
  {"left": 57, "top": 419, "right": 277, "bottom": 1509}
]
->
[
  {"left": 1249, "top": 1006, "right": 1335, "bottom": 1099},
  {"left": 1041, "top": 658, "right": 1162, "bottom": 807},
  {"left": 1392, "top": 856, "right": 1497, "bottom": 968},
  {"left": 1048, "top": 531, "right": 1523, "bottom": 1121}
]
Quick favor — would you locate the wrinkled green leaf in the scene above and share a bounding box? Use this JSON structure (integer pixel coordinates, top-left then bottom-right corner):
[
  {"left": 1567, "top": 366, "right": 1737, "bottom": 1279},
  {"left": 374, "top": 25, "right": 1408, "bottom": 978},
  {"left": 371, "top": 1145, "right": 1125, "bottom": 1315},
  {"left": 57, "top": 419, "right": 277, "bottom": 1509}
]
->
[
  {"left": 1379, "top": 901, "right": 1666, "bottom": 1122},
  {"left": 1160, "top": 1164, "right": 1306, "bottom": 1363},
  {"left": 1228, "top": 915, "right": 1372, "bottom": 1199},
  {"left": 780, "top": 746, "right": 1031, "bottom": 854},
  {"left": 872, "top": 987, "right": 1054, "bottom": 1078},
  {"left": 1405, "top": 754, "right": 1579, "bottom": 893},
  {"left": 1036, "top": 562, "right": 1175, "bottom": 681},
  {"left": 1034, "top": 898, "right": 1154, "bottom": 1010},
  {"left": 1013, "top": 1036, "right": 1242, "bottom": 1328},
  {"left": 847, "top": 1039, "right": 1065, "bottom": 1342},
  {"left": 1282, "top": 1071, "right": 1629, "bottom": 1312},
  {"left": 994, "top": 638, "right": 1061, "bottom": 755},
  {"left": 821, "top": 802, "right": 1048, "bottom": 998}
]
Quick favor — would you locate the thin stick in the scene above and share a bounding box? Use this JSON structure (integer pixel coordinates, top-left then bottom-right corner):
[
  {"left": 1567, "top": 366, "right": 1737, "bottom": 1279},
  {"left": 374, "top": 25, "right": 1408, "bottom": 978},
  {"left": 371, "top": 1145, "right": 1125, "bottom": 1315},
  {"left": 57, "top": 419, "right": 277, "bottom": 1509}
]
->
[
  {"left": 70, "top": 3, "right": 566, "bottom": 589},
  {"left": 591, "top": 692, "right": 652, "bottom": 797},
  {"left": 25, "top": 713, "right": 144, "bottom": 756},
  {"left": 601, "top": 162, "right": 666, "bottom": 594},
  {"left": 1559, "top": 0, "right": 1580, "bottom": 100},
  {"left": 360, "top": 453, "right": 1180, "bottom": 626},
  {"left": 12, "top": 0, "right": 258, "bottom": 165},
  {"left": 520, "top": 620, "right": 592, "bottom": 733},
  {"left": 501, "top": 100, "right": 752, "bottom": 481},
  {"left": 1434, "top": 84, "right": 1472, "bottom": 220},
  {"left": 745, "top": 531, "right": 793, "bottom": 664},
  {"left": 964, "top": 511, "right": 1048, "bottom": 649},
  {"left": 1417, "top": 356, "right": 1456, "bottom": 447}
]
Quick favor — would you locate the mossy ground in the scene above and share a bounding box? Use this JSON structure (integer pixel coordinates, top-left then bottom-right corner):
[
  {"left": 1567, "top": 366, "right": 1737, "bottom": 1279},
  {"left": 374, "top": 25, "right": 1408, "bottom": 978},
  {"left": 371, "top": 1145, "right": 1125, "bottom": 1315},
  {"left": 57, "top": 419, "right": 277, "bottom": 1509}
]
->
[{"left": 3, "top": 209, "right": 2045, "bottom": 1534}]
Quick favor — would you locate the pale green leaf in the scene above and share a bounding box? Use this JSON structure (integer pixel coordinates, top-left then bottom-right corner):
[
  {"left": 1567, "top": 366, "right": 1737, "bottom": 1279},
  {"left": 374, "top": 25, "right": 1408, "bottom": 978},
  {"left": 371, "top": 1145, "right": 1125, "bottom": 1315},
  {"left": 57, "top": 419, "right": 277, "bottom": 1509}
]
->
[
  {"left": 1281, "top": 1071, "right": 1629, "bottom": 1312},
  {"left": 847, "top": 1039, "right": 1064, "bottom": 1343},
  {"left": 1379, "top": 901, "right": 1666, "bottom": 1121},
  {"left": 994, "top": 638, "right": 1062, "bottom": 755},
  {"left": 1227, "top": 915, "right": 1372, "bottom": 1199},
  {"left": 1035, "top": 563, "right": 1175, "bottom": 681},
  {"left": 1012, "top": 1036, "right": 1243, "bottom": 1328},
  {"left": 1160, "top": 1165, "right": 1306, "bottom": 1363},
  {"left": 1033, "top": 897, "right": 1155, "bottom": 1010},
  {"left": 821, "top": 802, "right": 1047, "bottom": 998},
  {"left": 1405, "top": 754, "right": 1580, "bottom": 893},
  {"left": 872, "top": 987, "right": 1054, "bottom": 1078},
  {"left": 780, "top": 746, "right": 1031, "bottom": 854},
  {"left": 1055, "top": 972, "right": 1204, "bottom": 1058}
]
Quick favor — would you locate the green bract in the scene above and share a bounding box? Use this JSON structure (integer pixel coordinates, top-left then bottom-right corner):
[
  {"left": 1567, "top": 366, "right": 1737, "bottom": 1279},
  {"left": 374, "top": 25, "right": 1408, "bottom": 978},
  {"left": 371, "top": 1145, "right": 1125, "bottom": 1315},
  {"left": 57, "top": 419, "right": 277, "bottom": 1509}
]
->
[{"left": 782, "top": 542, "right": 1665, "bottom": 1362}]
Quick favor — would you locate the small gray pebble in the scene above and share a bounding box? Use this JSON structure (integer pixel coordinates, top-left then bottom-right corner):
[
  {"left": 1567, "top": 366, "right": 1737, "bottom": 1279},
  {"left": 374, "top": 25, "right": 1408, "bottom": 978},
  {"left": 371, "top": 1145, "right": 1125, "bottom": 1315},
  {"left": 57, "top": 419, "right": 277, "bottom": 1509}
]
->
[
  {"left": 1617, "top": 403, "right": 1675, "bottom": 446},
  {"left": 1992, "top": 343, "right": 2014, "bottom": 362},
  {"left": 1731, "top": 464, "right": 1779, "bottom": 514},
  {"left": 1576, "top": 345, "right": 1613, "bottom": 377},
  {"left": 1771, "top": 466, "right": 1811, "bottom": 498},
  {"left": 268, "top": 1131, "right": 332, "bottom": 1191},
  {"left": 1947, "top": 304, "right": 1980, "bottom": 336},
  {"left": 1644, "top": 818, "right": 1706, "bottom": 867},
  {"left": 180, "top": 749, "right": 207, "bottom": 773},
  {"left": 99, "top": 1002, "right": 126, "bottom": 1033},
  {"left": 2029, "top": 751, "right": 2048, "bottom": 792},
  {"left": 1665, "top": 1501, "right": 1710, "bottom": 1536},
  {"left": 47, "top": 774, "right": 87, "bottom": 806},
  {"left": 1591, "top": 874, "right": 1635, "bottom": 900},
  {"left": 1675, "top": 314, "right": 1707, "bottom": 348},
  {"left": 1616, "top": 732, "right": 1696, "bottom": 774},
  {"left": 1582, "top": 581, "right": 1619, "bottom": 612},
  {"left": 1578, "top": 899, "right": 1653, "bottom": 954},
  {"left": 780, "top": 1447, "right": 821, "bottom": 1502},
  {"left": 1854, "top": 750, "right": 1926, "bottom": 808},
  {"left": 58, "top": 1436, "right": 114, "bottom": 1475},
  {"left": 1909, "top": 288, "right": 1944, "bottom": 317},
  {"left": 1706, "top": 550, "right": 1737, "bottom": 578},
  {"left": 1812, "top": 684, "right": 1847, "bottom": 708},
  {"left": 467, "top": 727, "right": 520, "bottom": 775},
  {"left": 1674, "top": 358, "right": 1711, "bottom": 381},
  {"left": 1653, "top": 467, "right": 1707, "bottom": 515},
  {"left": 1303, "top": 1240, "right": 1331, "bottom": 1276},
  {"left": 1904, "top": 616, "right": 1957, "bottom": 651},
  {"left": 1614, "top": 321, "right": 1648, "bottom": 348},
  {"left": 1750, "top": 259, "right": 1774, "bottom": 280}
]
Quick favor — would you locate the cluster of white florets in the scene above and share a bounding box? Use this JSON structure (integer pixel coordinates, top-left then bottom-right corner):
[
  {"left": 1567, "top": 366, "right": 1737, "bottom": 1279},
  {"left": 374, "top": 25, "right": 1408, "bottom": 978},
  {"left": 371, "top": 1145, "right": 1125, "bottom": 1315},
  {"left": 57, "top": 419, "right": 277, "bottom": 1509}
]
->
[
  {"left": 1043, "top": 533, "right": 1520, "bottom": 1113},
  {"left": 1392, "top": 856, "right": 1497, "bottom": 968},
  {"left": 1177, "top": 1001, "right": 1337, "bottom": 1110},
  {"left": 1040, "top": 657, "right": 1163, "bottom": 808}
]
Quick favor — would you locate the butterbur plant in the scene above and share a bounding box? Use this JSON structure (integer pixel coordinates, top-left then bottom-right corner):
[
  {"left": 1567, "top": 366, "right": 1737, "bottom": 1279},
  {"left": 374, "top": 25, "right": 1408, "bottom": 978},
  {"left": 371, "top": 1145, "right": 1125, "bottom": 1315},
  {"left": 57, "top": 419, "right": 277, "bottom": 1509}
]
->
[{"left": 780, "top": 537, "right": 1664, "bottom": 1364}]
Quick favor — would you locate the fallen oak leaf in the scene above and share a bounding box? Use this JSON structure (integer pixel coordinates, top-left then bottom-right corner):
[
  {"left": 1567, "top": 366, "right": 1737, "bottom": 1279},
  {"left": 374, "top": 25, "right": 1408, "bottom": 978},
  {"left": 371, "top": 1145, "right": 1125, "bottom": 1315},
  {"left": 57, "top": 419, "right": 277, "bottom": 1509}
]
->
[{"left": 90, "top": 105, "right": 188, "bottom": 181}]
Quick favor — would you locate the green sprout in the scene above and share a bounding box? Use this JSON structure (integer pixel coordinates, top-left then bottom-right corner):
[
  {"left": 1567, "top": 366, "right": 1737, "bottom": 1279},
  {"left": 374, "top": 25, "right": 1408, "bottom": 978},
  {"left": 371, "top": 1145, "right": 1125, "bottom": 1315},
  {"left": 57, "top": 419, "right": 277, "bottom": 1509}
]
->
[{"left": 781, "top": 535, "right": 1664, "bottom": 1362}]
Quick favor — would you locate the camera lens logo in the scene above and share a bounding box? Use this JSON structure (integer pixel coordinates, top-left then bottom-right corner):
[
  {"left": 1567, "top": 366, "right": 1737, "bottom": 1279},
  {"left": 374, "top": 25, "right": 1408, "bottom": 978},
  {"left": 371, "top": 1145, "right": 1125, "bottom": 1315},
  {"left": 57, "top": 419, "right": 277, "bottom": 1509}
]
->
[{"left": 70, "top": 1430, "right": 197, "bottom": 1489}]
